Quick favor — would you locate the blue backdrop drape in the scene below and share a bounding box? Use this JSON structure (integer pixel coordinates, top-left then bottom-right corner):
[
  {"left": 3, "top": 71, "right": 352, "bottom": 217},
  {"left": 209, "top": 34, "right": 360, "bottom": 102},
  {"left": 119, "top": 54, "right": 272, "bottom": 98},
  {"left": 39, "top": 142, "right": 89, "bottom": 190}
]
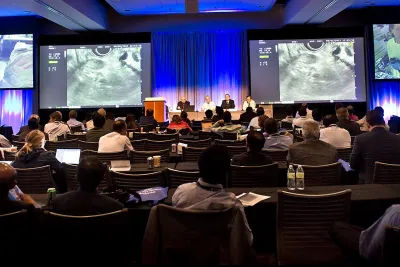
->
[
  {"left": 0, "top": 90, "right": 33, "bottom": 134},
  {"left": 151, "top": 31, "right": 249, "bottom": 111},
  {"left": 369, "top": 81, "right": 400, "bottom": 122}
]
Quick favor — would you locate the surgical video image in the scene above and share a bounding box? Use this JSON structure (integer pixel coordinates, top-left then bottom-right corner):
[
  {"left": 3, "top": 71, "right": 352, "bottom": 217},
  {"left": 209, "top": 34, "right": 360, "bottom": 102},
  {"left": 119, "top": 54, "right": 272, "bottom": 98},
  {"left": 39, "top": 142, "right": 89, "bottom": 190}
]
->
[
  {"left": 374, "top": 24, "right": 400, "bottom": 79},
  {"left": 278, "top": 41, "right": 356, "bottom": 102},
  {"left": 67, "top": 46, "right": 142, "bottom": 106},
  {"left": 0, "top": 34, "right": 33, "bottom": 88}
]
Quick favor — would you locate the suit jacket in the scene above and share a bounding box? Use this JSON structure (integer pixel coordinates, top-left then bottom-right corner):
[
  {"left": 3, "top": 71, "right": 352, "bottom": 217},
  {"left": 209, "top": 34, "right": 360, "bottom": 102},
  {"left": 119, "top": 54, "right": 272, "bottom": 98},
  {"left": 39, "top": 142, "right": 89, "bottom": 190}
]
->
[
  {"left": 350, "top": 127, "right": 400, "bottom": 183},
  {"left": 232, "top": 151, "right": 273, "bottom": 166},
  {"left": 18, "top": 129, "right": 49, "bottom": 142},
  {"left": 287, "top": 139, "right": 338, "bottom": 166},
  {"left": 239, "top": 112, "right": 256, "bottom": 124},
  {"left": 221, "top": 100, "right": 235, "bottom": 109},
  {"left": 177, "top": 101, "right": 191, "bottom": 111},
  {"left": 17, "top": 125, "right": 43, "bottom": 135},
  {"left": 337, "top": 119, "right": 362, "bottom": 136},
  {"left": 52, "top": 190, "right": 124, "bottom": 216}
]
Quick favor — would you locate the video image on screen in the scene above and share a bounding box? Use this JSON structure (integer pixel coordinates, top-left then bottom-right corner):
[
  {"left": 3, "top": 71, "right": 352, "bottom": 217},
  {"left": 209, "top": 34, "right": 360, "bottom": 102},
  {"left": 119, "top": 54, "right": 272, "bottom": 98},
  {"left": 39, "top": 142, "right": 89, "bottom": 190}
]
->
[
  {"left": 67, "top": 46, "right": 142, "bottom": 106},
  {"left": 278, "top": 41, "right": 356, "bottom": 102},
  {"left": 374, "top": 24, "right": 400, "bottom": 79},
  {"left": 0, "top": 34, "right": 33, "bottom": 88}
]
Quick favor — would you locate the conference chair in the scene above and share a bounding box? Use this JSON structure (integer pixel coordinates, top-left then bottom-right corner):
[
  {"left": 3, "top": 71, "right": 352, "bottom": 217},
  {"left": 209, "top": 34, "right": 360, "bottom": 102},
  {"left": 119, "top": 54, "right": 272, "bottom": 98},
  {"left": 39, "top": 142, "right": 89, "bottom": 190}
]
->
[
  {"left": 12, "top": 141, "right": 25, "bottom": 150},
  {"left": 277, "top": 189, "right": 351, "bottom": 265},
  {"left": 62, "top": 163, "right": 79, "bottom": 191},
  {"left": 337, "top": 147, "right": 352, "bottom": 162},
  {"left": 69, "top": 125, "right": 83, "bottom": 133},
  {"left": 141, "top": 124, "right": 156, "bottom": 132},
  {"left": 142, "top": 205, "right": 254, "bottom": 265},
  {"left": 67, "top": 133, "right": 86, "bottom": 141},
  {"left": 14, "top": 165, "right": 53, "bottom": 194},
  {"left": 78, "top": 140, "right": 99, "bottom": 151},
  {"left": 223, "top": 132, "right": 238, "bottom": 140},
  {"left": 383, "top": 225, "right": 400, "bottom": 265},
  {"left": 133, "top": 132, "right": 149, "bottom": 140},
  {"left": 373, "top": 162, "right": 400, "bottom": 184},
  {"left": 226, "top": 146, "right": 247, "bottom": 159},
  {"left": 43, "top": 209, "right": 133, "bottom": 265},
  {"left": 166, "top": 128, "right": 177, "bottom": 134},
  {"left": 201, "top": 121, "right": 213, "bottom": 131},
  {"left": 228, "top": 163, "right": 279, "bottom": 187},
  {"left": 179, "top": 138, "right": 212, "bottom": 148},
  {"left": 130, "top": 149, "right": 170, "bottom": 164},
  {"left": 11, "top": 135, "right": 19, "bottom": 142},
  {"left": 148, "top": 133, "right": 179, "bottom": 142},
  {"left": 182, "top": 147, "right": 207, "bottom": 162},
  {"left": 2, "top": 151, "right": 16, "bottom": 161},
  {"left": 215, "top": 139, "right": 246, "bottom": 147},
  {"left": 45, "top": 139, "right": 78, "bottom": 152},
  {"left": 147, "top": 140, "right": 173, "bottom": 151},
  {"left": 198, "top": 130, "right": 211, "bottom": 140},
  {"left": 80, "top": 150, "right": 130, "bottom": 164},
  {"left": 111, "top": 171, "right": 166, "bottom": 191},
  {"left": 165, "top": 168, "right": 200, "bottom": 188},
  {"left": 131, "top": 139, "right": 147, "bottom": 151},
  {"left": 281, "top": 121, "right": 293, "bottom": 130},
  {"left": 292, "top": 162, "right": 342, "bottom": 186},
  {"left": 262, "top": 149, "right": 288, "bottom": 164}
]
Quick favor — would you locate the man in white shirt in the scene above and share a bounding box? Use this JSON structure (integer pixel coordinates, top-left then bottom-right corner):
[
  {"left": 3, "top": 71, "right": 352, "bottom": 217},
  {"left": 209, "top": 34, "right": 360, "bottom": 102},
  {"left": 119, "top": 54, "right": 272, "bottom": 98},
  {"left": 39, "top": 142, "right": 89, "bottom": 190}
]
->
[
  {"left": 98, "top": 120, "right": 133, "bottom": 153},
  {"left": 248, "top": 107, "right": 265, "bottom": 129},
  {"left": 293, "top": 106, "right": 314, "bottom": 128},
  {"left": 67, "top": 110, "right": 84, "bottom": 130},
  {"left": 242, "top": 95, "right": 256, "bottom": 111},
  {"left": 201, "top": 95, "right": 216, "bottom": 111},
  {"left": 320, "top": 115, "right": 351, "bottom": 148},
  {"left": 295, "top": 103, "right": 313, "bottom": 118},
  {"left": 44, "top": 111, "right": 70, "bottom": 141}
]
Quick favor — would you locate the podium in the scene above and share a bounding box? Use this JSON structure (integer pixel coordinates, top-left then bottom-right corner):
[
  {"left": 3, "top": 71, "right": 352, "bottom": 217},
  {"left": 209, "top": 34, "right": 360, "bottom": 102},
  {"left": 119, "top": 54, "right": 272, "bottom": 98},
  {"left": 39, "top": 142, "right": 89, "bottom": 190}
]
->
[{"left": 144, "top": 97, "right": 167, "bottom": 122}]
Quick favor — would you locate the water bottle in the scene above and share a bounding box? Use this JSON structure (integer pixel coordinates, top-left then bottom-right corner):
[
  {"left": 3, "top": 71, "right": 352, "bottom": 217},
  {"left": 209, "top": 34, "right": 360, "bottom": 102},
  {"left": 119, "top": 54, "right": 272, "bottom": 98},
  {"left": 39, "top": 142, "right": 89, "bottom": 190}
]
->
[
  {"left": 287, "top": 165, "right": 296, "bottom": 190},
  {"left": 296, "top": 165, "right": 305, "bottom": 190}
]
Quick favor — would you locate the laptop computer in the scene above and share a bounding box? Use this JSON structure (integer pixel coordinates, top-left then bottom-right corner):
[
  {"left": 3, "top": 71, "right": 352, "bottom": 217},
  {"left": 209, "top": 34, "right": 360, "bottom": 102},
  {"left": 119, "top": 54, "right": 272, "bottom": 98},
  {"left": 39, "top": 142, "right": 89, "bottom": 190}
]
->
[
  {"left": 56, "top": 149, "right": 81, "bottom": 165},
  {"left": 185, "top": 105, "right": 195, "bottom": 112}
]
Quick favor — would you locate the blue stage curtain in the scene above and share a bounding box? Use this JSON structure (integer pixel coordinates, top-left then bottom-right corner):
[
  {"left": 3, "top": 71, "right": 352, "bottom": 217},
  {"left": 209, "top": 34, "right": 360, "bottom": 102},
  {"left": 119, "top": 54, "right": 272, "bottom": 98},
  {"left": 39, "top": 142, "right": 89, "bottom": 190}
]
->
[
  {"left": 152, "top": 31, "right": 249, "bottom": 111},
  {"left": 0, "top": 90, "right": 33, "bottom": 134},
  {"left": 370, "top": 81, "right": 400, "bottom": 122}
]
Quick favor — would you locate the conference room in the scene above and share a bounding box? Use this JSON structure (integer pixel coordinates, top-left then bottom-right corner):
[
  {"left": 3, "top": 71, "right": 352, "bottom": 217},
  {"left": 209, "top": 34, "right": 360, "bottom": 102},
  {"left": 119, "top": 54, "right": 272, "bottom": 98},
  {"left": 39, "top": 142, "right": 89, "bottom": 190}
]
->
[{"left": 1, "top": 0, "right": 400, "bottom": 265}]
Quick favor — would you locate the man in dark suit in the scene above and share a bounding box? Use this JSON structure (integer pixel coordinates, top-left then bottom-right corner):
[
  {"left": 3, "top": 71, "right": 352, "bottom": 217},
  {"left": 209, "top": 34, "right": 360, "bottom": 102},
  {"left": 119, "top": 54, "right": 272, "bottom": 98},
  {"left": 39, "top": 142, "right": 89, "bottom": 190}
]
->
[
  {"left": 18, "top": 118, "right": 49, "bottom": 142},
  {"left": 239, "top": 107, "right": 256, "bottom": 124},
  {"left": 52, "top": 156, "right": 124, "bottom": 215},
  {"left": 17, "top": 114, "right": 43, "bottom": 135},
  {"left": 350, "top": 110, "right": 400, "bottom": 184},
  {"left": 287, "top": 120, "right": 338, "bottom": 165},
  {"left": 336, "top": 107, "right": 362, "bottom": 136},
  {"left": 177, "top": 97, "right": 191, "bottom": 111},
  {"left": 221, "top": 94, "right": 235, "bottom": 109},
  {"left": 232, "top": 131, "right": 273, "bottom": 166},
  {"left": 86, "top": 112, "right": 110, "bottom": 142}
]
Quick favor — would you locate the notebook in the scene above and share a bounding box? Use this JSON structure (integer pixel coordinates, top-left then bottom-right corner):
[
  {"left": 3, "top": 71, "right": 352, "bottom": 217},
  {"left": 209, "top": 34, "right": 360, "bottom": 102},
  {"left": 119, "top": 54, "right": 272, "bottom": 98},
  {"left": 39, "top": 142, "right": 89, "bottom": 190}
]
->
[{"left": 56, "top": 149, "right": 81, "bottom": 164}]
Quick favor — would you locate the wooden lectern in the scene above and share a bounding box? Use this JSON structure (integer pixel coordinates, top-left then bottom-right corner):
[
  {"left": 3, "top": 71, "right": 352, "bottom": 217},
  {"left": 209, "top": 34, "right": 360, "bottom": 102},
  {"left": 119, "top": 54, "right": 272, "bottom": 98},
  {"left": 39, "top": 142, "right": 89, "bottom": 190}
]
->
[{"left": 144, "top": 97, "right": 167, "bottom": 122}]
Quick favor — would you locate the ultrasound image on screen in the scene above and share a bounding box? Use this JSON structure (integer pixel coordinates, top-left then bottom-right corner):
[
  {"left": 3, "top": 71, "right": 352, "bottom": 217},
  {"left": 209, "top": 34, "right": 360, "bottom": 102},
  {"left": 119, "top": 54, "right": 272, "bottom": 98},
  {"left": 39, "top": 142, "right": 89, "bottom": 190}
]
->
[
  {"left": 278, "top": 42, "right": 356, "bottom": 102},
  {"left": 0, "top": 34, "right": 33, "bottom": 88},
  {"left": 66, "top": 46, "right": 142, "bottom": 106}
]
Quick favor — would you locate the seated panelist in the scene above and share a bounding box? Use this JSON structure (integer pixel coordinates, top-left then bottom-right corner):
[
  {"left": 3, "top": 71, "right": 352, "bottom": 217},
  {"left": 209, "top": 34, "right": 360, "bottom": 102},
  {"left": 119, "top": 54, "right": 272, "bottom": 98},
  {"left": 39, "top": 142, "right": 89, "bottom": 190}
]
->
[
  {"left": 201, "top": 95, "right": 216, "bottom": 111},
  {"left": 242, "top": 95, "right": 256, "bottom": 111},
  {"left": 177, "top": 97, "right": 191, "bottom": 111},
  {"left": 221, "top": 94, "right": 235, "bottom": 109}
]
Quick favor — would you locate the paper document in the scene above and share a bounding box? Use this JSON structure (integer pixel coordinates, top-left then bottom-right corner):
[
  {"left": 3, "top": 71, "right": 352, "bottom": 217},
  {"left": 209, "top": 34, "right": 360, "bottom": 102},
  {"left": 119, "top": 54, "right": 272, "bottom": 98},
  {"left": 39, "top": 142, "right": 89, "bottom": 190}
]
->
[{"left": 236, "top": 192, "right": 270, "bottom": 207}]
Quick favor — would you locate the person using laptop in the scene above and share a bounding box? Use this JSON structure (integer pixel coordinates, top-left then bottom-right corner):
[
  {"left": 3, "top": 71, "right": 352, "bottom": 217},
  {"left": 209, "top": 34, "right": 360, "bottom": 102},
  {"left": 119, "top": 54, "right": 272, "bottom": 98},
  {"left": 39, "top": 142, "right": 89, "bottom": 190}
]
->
[{"left": 98, "top": 120, "right": 133, "bottom": 153}]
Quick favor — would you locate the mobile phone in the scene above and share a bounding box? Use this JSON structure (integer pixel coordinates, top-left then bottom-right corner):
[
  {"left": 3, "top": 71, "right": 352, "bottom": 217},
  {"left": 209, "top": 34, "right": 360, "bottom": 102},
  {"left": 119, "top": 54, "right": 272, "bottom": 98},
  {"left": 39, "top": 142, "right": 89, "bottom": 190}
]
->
[{"left": 8, "top": 185, "right": 23, "bottom": 201}]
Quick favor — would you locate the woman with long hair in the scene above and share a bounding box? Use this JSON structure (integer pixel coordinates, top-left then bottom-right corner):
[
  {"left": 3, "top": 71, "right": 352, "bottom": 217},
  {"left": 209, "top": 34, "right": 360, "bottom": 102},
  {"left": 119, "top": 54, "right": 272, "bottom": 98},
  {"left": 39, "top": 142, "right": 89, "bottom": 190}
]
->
[
  {"left": 12, "top": 130, "right": 66, "bottom": 193},
  {"left": 167, "top": 115, "right": 193, "bottom": 133}
]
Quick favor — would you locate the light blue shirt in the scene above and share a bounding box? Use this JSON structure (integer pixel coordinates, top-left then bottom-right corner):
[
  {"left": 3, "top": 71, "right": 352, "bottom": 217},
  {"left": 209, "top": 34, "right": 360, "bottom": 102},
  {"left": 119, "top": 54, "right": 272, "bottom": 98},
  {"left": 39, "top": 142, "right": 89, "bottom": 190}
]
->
[{"left": 262, "top": 133, "right": 293, "bottom": 150}]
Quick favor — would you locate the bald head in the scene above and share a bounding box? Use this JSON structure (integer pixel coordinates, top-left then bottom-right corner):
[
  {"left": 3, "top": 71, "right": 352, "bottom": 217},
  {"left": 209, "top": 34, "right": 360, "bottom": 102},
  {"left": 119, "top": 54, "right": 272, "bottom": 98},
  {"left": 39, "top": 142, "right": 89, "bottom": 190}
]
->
[
  {"left": 0, "top": 163, "right": 17, "bottom": 197},
  {"left": 97, "top": 108, "right": 106, "bottom": 117}
]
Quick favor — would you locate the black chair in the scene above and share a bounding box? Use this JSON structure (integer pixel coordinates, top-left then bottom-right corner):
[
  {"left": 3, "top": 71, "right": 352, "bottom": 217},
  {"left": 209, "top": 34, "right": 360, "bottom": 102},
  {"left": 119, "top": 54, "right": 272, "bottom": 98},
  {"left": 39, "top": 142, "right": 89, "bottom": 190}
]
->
[
  {"left": 12, "top": 141, "right": 25, "bottom": 150},
  {"left": 281, "top": 121, "right": 293, "bottom": 129},
  {"left": 179, "top": 138, "right": 212, "bottom": 148},
  {"left": 373, "top": 162, "right": 400, "bottom": 184},
  {"left": 141, "top": 124, "right": 156, "bottom": 132},
  {"left": 131, "top": 139, "right": 147, "bottom": 151},
  {"left": 15, "top": 165, "right": 53, "bottom": 194},
  {"left": 2, "top": 151, "right": 16, "bottom": 161},
  {"left": 69, "top": 125, "right": 83, "bottom": 133},
  {"left": 148, "top": 133, "right": 179, "bottom": 142},
  {"left": 111, "top": 171, "right": 165, "bottom": 191},
  {"left": 226, "top": 146, "right": 247, "bottom": 159},
  {"left": 337, "top": 148, "right": 352, "bottom": 162},
  {"left": 198, "top": 130, "right": 211, "bottom": 140},
  {"left": 67, "top": 133, "right": 86, "bottom": 141},
  {"left": 11, "top": 134, "right": 19, "bottom": 142},
  {"left": 292, "top": 162, "right": 342, "bottom": 186},
  {"left": 277, "top": 189, "right": 351, "bottom": 265},
  {"left": 62, "top": 163, "right": 79, "bottom": 191},
  {"left": 133, "top": 132, "right": 149, "bottom": 140},
  {"left": 383, "top": 225, "right": 400, "bottom": 265},
  {"left": 166, "top": 128, "right": 177, "bottom": 134},
  {"left": 215, "top": 139, "right": 246, "bottom": 147},
  {"left": 165, "top": 168, "right": 200, "bottom": 188},
  {"left": 130, "top": 149, "right": 170, "bottom": 164},
  {"left": 229, "top": 163, "right": 279, "bottom": 187},
  {"left": 78, "top": 140, "right": 99, "bottom": 151},
  {"left": 80, "top": 150, "right": 130, "bottom": 164},
  {"left": 45, "top": 139, "right": 78, "bottom": 152},
  {"left": 223, "top": 132, "right": 239, "bottom": 140},
  {"left": 262, "top": 149, "right": 288, "bottom": 164},
  {"left": 182, "top": 147, "right": 206, "bottom": 162},
  {"left": 147, "top": 139, "right": 173, "bottom": 151}
]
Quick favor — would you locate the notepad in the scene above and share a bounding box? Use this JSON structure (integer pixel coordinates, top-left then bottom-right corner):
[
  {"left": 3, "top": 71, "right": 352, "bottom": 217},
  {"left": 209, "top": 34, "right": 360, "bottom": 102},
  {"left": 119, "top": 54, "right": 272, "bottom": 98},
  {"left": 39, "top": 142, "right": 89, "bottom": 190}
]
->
[{"left": 236, "top": 192, "right": 270, "bottom": 207}]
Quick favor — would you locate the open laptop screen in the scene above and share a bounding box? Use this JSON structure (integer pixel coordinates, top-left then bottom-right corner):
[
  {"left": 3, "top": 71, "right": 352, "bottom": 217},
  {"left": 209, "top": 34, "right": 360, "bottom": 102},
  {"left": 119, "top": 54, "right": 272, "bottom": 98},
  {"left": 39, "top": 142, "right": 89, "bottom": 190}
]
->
[{"left": 56, "top": 149, "right": 81, "bottom": 164}]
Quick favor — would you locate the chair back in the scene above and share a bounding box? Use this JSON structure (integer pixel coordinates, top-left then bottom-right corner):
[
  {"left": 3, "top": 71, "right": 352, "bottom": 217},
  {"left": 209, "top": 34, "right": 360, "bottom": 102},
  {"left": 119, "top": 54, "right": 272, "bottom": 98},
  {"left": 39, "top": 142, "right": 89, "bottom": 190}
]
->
[
  {"left": 179, "top": 138, "right": 211, "bottom": 148},
  {"left": 133, "top": 132, "right": 149, "bottom": 140},
  {"left": 78, "top": 140, "right": 99, "bottom": 151},
  {"left": 337, "top": 148, "right": 352, "bottom": 162},
  {"left": 62, "top": 163, "right": 79, "bottom": 191},
  {"left": 12, "top": 141, "right": 25, "bottom": 150},
  {"left": 147, "top": 139, "right": 172, "bottom": 151},
  {"left": 67, "top": 133, "right": 86, "bottom": 141},
  {"left": 182, "top": 147, "right": 206, "bottom": 162},
  {"left": 373, "top": 162, "right": 400, "bottom": 184},
  {"left": 80, "top": 150, "right": 130, "bottom": 164},
  {"left": 131, "top": 139, "right": 147, "bottom": 151},
  {"left": 15, "top": 165, "right": 53, "bottom": 194},
  {"left": 45, "top": 139, "right": 78, "bottom": 152},
  {"left": 2, "top": 151, "right": 16, "bottom": 161},
  {"left": 293, "top": 162, "right": 342, "bottom": 186},
  {"left": 198, "top": 130, "right": 211, "bottom": 140},
  {"left": 226, "top": 146, "right": 247, "bottom": 159},
  {"left": 130, "top": 149, "right": 170, "bottom": 164},
  {"left": 141, "top": 124, "right": 156, "bottom": 132},
  {"left": 223, "top": 132, "right": 238, "bottom": 140},
  {"left": 11, "top": 135, "right": 19, "bottom": 142},
  {"left": 277, "top": 190, "right": 351, "bottom": 264},
  {"left": 229, "top": 163, "right": 279, "bottom": 187},
  {"left": 281, "top": 121, "right": 293, "bottom": 129},
  {"left": 262, "top": 149, "right": 288, "bottom": 165},
  {"left": 111, "top": 171, "right": 165, "bottom": 191},
  {"left": 215, "top": 139, "right": 246, "bottom": 147},
  {"left": 201, "top": 121, "right": 213, "bottom": 130},
  {"left": 148, "top": 133, "right": 179, "bottom": 142},
  {"left": 69, "top": 126, "right": 82, "bottom": 133},
  {"left": 165, "top": 168, "right": 200, "bottom": 188},
  {"left": 383, "top": 225, "right": 400, "bottom": 265}
]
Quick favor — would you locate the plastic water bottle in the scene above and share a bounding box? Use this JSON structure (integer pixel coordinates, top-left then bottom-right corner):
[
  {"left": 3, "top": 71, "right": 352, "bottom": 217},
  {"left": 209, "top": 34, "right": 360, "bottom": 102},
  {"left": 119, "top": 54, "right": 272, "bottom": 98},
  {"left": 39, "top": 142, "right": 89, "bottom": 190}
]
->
[
  {"left": 287, "top": 165, "right": 296, "bottom": 190},
  {"left": 296, "top": 165, "right": 305, "bottom": 190}
]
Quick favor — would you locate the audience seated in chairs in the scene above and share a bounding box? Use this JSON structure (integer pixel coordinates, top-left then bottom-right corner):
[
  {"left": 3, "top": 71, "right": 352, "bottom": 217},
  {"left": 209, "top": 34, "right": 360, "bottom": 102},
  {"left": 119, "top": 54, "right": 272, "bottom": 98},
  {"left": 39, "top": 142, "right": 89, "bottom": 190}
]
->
[
  {"left": 44, "top": 111, "right": 70, "bottom": 141},
  {"left": 248, "top": 107, "right": 264, "bottom": 129},
  {"left": 232, "top": 131, "right": 272, "bottom": 166},
  {"left": 281, "top": 106, "right": 294, "bottom": 124},
  {"left": 287, "top": 120, "right": 338, "bottom": 166},
  {"left": 204, "top": 109, "right": 213, "bottom": 121},
  {"left": 139, "top": 109, "right": 158, "bottom": 128},
  {"left": 180, "top": 111, "right": 192, "bottom": 128},
  {"left": 263, "top": 118, "right": 293, "bottom": 150},
  {"left": 52, "top": 156, "right": 123, "bottom": 216},
  {"left": 347, "top": 105, "right": 359, "bottom": 121},
  {"left": 239, "top": 107, "right": 256, "bottom": 125},
  {"left": 86, "top": 112, "right": 110, "bottom": 142},
  {"left": 211, "top": 106, "right": 224, "bottom": 123},
  {"left": 17, "top": 114, "right": 43, "bottom": 134},
  {"left": 293, "top": 106, "right": 314, "bottom": 128},
  {"left": 126, "top": 113, "right": 139, "bottom": 130},
  {"left": 337, "top": 107, "right": 362, "bottom": 136},
  {"left": 312, "top": 108, "right": 323, "bottom": 127},
  {"left": 172, "top": 145, "right": 253, "bottom": 244},
  {"left": 210, "top": 111, "right": 244, "bottom": 136},
  {"left": 320, "top": 115, "right": 351, "bottom": 148},
  {"left": 12, "top": 130, "right": 66, "bottom": 193},
  {"left": 350, "top": 110, "right": 400, "bottom": 184},
  {"left": 98, "top": 120, "right": 133, "bottom": 153},
  {"left": 18, "top": 118, "right": 49, "bottom": 142},
  {"left": 67, "top": 110, "right": 84, "bottom": 130},
  {"left": 0, "top": 163, "right": 37, "bottom": 214},
  {"left": 167, "top": 115, "right": 193, "bottom": 133}
]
